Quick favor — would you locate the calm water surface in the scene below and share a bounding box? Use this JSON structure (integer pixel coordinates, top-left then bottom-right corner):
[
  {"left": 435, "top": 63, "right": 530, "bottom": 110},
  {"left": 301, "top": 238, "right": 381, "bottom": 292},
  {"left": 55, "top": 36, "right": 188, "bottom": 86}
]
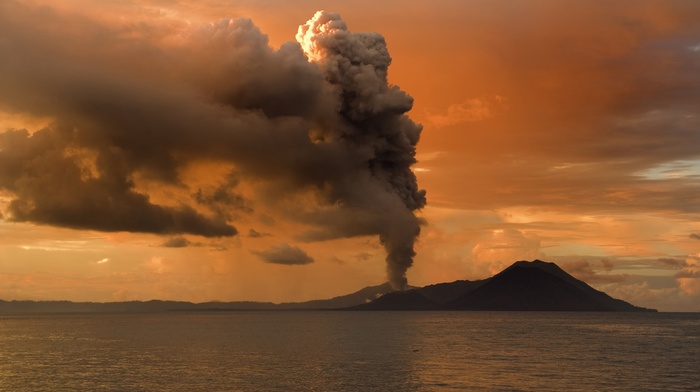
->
[{"left": 0, "top": 311, "right": 698, "bottom": 391}]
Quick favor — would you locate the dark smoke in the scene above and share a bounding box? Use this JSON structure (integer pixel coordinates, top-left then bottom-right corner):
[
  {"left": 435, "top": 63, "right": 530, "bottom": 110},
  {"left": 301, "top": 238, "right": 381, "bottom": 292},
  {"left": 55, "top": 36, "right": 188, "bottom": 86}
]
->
[
  {"left": 296, "top": 11, "right": 426, "bottom": 289},
  {"left": 0, "top": 3, "right": 424, "bottom": 288}
]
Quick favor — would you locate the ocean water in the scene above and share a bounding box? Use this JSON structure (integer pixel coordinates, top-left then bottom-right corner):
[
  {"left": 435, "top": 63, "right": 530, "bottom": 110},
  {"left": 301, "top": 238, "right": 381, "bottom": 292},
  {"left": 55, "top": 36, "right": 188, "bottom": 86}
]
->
[{"left": 0, "top": 311, "right": 698, "bottom": 391}]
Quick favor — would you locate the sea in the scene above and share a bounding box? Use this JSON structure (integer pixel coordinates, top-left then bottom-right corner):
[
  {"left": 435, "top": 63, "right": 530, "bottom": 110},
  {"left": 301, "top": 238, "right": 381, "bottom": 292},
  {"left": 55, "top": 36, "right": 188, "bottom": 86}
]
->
[{"left": 0, "top": 311, "right": 698, "bottom": 391}]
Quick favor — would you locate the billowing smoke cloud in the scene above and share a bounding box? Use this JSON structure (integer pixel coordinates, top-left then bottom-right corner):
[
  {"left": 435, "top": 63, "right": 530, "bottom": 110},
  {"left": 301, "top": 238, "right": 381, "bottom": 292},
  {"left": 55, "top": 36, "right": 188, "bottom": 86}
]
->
[
  {"left": 295, "top": 11, "right": 425, "bottom": 288},
  {"left": 0, "top": 4, "right": 424, "bottom": 288}
]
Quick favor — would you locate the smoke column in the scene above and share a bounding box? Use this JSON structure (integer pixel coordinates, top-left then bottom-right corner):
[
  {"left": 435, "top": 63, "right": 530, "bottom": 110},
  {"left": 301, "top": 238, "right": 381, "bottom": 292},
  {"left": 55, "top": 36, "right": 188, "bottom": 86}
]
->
[
  {"left": 297, "top": 11, "right": 426, "bottom": 289},
  {"left": 0, "top": 4, "right": 425, "bottom": 289}
]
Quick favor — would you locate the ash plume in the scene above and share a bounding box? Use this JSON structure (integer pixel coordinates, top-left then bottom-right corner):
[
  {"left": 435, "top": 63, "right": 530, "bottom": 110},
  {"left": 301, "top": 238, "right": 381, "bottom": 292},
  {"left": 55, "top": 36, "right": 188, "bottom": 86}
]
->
[
  {"left": 0, "top": 3, "right": 424, "bottom": 288},
  {"left": 296, "top": 11, "right": 425, "bottom": 289}
]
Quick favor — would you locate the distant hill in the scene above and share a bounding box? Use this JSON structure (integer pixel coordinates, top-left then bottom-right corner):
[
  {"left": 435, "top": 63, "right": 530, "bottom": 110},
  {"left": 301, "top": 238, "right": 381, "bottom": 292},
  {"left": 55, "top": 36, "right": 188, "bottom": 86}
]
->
[
  {"left": 348, "top": 260, "right": 656, "bottom": 312},
  {"left": 0, "top": 260, "right": 655, "bottom": 313},
  {"left": 0, "top": 283, "right": 403, "bottom": 313},
  {"left": 278, "top": 282, "right": 405, "bottom": 309},
  {"left": 0, "top": 299, "right": 280, "bottom": 313},
  {"left": 346, "top": 289, "right": 439, "bottom": 311}
]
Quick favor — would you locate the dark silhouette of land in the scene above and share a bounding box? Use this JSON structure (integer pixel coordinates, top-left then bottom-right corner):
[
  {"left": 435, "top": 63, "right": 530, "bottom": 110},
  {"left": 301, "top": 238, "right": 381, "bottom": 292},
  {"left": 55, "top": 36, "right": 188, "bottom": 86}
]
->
[
  {"left": 0, "top": 282, "right": 401, "bottom": 313},
  {"left": 0, "top": 260, "right": 656, "bottom": 312},
  {"left": 349, "top": 260, "right": 655, "bottom": 311}
]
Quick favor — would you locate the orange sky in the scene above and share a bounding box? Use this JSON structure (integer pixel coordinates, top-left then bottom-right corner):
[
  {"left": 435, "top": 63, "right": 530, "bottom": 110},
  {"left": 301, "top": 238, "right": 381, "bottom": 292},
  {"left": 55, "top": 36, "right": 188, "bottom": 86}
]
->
[{"left": 1, "top": 0, "right": 699, "bottom": 311}]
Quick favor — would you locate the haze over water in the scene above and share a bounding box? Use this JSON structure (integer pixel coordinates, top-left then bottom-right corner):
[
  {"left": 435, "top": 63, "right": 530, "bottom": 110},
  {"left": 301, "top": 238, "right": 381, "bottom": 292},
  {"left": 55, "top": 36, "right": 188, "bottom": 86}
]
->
[{"left": 1, "top": 311, "right": 698, "bottom": 391}]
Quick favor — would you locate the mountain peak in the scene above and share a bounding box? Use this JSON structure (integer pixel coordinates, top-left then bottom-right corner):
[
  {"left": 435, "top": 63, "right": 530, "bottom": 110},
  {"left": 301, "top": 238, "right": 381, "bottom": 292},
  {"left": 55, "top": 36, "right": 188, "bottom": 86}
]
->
[{"left": 510, "top": 259, "right": 558, "bottom": 269}]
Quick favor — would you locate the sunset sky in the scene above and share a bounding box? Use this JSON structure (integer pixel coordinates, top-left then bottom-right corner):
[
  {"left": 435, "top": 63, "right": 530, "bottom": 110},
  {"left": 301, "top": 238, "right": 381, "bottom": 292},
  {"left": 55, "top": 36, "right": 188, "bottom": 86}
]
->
[{"left": 1, "top": 0, "right": 699, "bottom": 312}]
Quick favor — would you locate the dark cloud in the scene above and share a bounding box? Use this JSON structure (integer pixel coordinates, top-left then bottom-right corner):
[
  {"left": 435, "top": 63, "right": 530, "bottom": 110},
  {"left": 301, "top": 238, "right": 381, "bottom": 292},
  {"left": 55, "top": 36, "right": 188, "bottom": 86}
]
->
[
  {"left": 257, "top": 214, "right": 276, "bottom": 226},
  {"left": 0, "top": 128, "right": 236, "bottom": 237},
  {"left": 675, "top": 270, "right": 700, "bottom": 279},
  {"left": 161, "top": 237, "right": 190, "bottom": 248},
  {"left": 193, "top": 171, "right": 252, "bottom": 221},
  {"left": 0, "top": 4, "right": 424, "bottom": 285},
  {"left": 659, "top": 258, "right": 684, "bottom": 267},
  {"left": 329, "top": 256, "right": 346, "bottom": 265},
  {"left": 247, "top": 229, "right": 269, "bottom": 238},
  {"left": 252, "top": 243, "right": 314, "bottom": 265},
  {"left": 354, "top": 252, "right": 373, "bottom": 262},
  {"left": 690, "top": 233, "right": 700, "bottom": 240}
]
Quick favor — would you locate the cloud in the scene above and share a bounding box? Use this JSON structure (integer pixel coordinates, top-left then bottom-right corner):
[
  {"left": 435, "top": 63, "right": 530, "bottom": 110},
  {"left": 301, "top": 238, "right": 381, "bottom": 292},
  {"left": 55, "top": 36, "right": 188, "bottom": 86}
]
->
[
  {"left": 252, "top": 243, "right": 314, "bottom": 265},
  {"left": 470, "top": 229, "right": 542, "bottom": 276},
  {"left": 0, "top": 3, "right": 424, "bottom": 285},
  {"left": 0, "top": 125, "right": 238, "bottom": 237},
  {"left": 562, "top": 259, "right": 627, "bottom": 284},
  {"left": 247, "top": 229, "right": 269, "bottom": 238},
  {"left": 426, "top": 96, "right": 506, "bottom": 127},
  {"left": 676, "top": 255, "right": 700, "bottom": 295},
  {"left": 329, "top": 256, "right": 346, "bottom": 265},
  {"left": 161, "top": 237, "right": 190, "bottom": 248},
  {"left": 409, "top": 1, "right": 700, "bottom": 217},
  {"left": 192, "top": 171, "right": 252, "bottom": 221},
  {"left": 658, "top": 258, "right": 684, "bottom": 267},
  {"left": 690, "top": 233, "right": 700, "bottom": 240},
  {"left": 600, "top": 258, "right": 614, "bottom": 272},
  {"left": 353, "top": 252, "right": 374, "bottom": 262}
]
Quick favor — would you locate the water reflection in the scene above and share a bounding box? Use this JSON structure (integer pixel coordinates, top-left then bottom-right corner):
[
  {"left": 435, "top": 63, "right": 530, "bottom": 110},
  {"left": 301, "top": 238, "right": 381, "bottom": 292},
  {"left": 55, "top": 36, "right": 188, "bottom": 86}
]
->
[{"left": 0, "top": 312, "right": 698, "bottom": 391}]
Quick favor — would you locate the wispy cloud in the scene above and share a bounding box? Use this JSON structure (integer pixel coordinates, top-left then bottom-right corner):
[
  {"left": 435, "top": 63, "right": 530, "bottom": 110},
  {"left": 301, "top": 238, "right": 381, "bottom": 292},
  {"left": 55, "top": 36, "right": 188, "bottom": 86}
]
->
[{"left": 425, "top": 96, "right": 506, "bottom": 127}]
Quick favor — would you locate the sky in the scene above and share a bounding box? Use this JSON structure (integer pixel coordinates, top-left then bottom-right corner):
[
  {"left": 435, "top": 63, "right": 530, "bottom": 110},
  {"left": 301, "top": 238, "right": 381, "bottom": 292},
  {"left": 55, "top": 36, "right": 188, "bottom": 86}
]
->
[{"left": 1, "top": 0, "right": 699, "bottom": 312}]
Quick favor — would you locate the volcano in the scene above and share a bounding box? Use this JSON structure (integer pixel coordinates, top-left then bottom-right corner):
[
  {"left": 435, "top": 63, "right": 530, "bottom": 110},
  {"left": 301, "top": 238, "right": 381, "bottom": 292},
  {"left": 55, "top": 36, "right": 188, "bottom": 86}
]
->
[{"left": 348, "top": 260, "right": 656, "bottom": 312}]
